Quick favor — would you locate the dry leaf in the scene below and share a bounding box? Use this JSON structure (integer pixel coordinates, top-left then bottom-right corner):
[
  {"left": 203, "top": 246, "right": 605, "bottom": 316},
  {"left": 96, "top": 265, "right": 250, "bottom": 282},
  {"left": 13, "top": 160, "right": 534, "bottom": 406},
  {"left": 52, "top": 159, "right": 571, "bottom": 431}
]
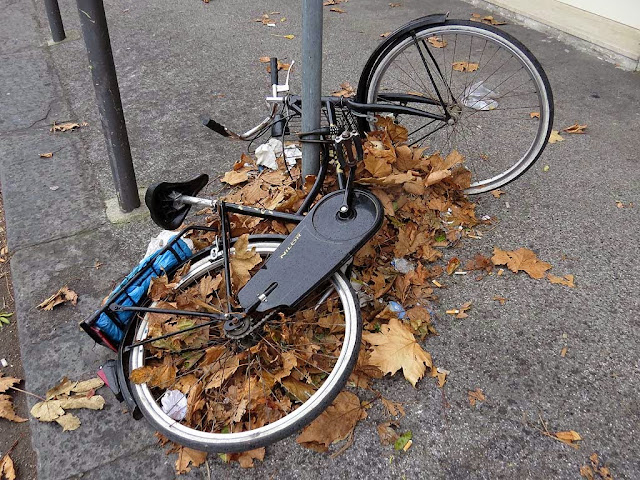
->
[
  {"left": 297, "top": 391, "right": 367, "bottom": 451},
  {"left": 380, "top": 31, "right": 391, "bottom": 38},
  {"left": 175, "top": 446, "right": 207, "bottom": 474},
  {"left": 381, "top": 397, "right": 405, "bottom": 417},
  {"left": 362, "top": 318, "right": 433, "bottom": 387},
  {"left": 530, "top": 111, "right": 540, "bottom": 119},
  {"left": 446, "top": 257, "right": 461, "bottom": 275},
  {"left": 427, "top": 36, "right": 446, "bottom": 48},
  {"left": 234, "top": 448, "right": 265, "bottom": 468},
  {"left": 230, "top": 234, "right": 262, "bottom": 289},
  {"left": 222, "top": 170, "right": 249, "bottom": 186},
  {"left": 493, "top": 295, "right": 507, "bottom": 305},
  {"left": 389, "top": 2, "right": 401, "bottom": 7},
  {"left": 562, "top": 123, "right": 587, "bottom": 134},
  {"left": 377, "top": 422, "right": 399, "bottom": 446},
  {"left": 554, "top": 430, "right": 582, "bottom": 446},
  {"left": 37, "top": 286, "right": 78, "bottom": 310},
  {"left": 59, "top": 395, "right": 105, "bottom": 410},
  {"left": 50, "top": 121, "right": 87, "bottom": 133},
  {"left": 329, "top": 7, "right": 346, "bottom": 13},
  {"left": 547, "top": 273, "right": 575, "bottom": 288},
  {"left": 331, "top": 82, "right": 355, "bottom": 98},
  {"left": 470, "top": 13, "right": 506, "bottom": 25},
  {"left": 468, "top": 388, "right": 485, "bottom": 406},
  {"left": 0, "top": 453, "right": 15, "bottom": 480},
  {"left": 0, "top": 394, "right": 28, "bottom": 423},
  {"left": 491, "top": 189, "right": 505, "bottom": 198},
  {"left": 46, "top": 377, "right": 76, "bottom": 399},
  {"left": 491, "top": 247, "right": 552, "bottom": 279},
  {"left": 452, "top": 62, "right": 479, "bottom": 72},
  {"left": 0, "top": 374, "right": 21, "bottom": 393},
  {"left": 39, "top": 152, "right": 53, "bottom": 158},
  {"left": 561, "top": 346, "right": 568, "bottom": 357},
  {"left": 548, "top": 130, "right": 564, "bottom": 143},
  {"left": 55, "top": 413, "right": 81, "bottom": 431},
  {"left": 30, "top": 399, "right": 65, "bottom": 421}
]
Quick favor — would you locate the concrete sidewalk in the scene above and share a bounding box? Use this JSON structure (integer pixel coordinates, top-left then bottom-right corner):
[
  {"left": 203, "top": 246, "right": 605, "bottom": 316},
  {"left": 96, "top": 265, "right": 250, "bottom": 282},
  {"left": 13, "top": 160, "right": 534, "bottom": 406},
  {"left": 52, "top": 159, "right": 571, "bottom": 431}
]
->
[{"left": 1, "top": 0, "right": 639, "bottom": 478}]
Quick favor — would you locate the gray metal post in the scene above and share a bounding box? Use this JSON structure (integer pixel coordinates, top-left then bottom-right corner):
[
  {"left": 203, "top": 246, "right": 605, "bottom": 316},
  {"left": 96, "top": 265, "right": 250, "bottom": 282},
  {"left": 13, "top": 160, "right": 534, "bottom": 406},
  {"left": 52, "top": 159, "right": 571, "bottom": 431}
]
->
[
  {"left": 76, "top": 0, "right": 140, "bottom": 212},
  {"left": 44, "top": 0, "right": 66, "bottom": 43},
  {"left": 301, "top": 0, "right": 323, "bottom": 177}
]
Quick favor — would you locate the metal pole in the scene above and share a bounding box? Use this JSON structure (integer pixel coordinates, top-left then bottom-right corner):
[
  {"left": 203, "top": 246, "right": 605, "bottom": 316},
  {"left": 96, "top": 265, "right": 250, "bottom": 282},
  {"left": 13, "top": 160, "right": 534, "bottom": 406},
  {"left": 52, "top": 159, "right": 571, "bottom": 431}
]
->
[
  {"left": 76, "top": 0, "right": 140, "bottom": 212},
  {"left": 44, "top": 0, "right": 66, "bottom": 43},
  {"left": 301, "top": 0, "right": 323, "bottom": 177}
]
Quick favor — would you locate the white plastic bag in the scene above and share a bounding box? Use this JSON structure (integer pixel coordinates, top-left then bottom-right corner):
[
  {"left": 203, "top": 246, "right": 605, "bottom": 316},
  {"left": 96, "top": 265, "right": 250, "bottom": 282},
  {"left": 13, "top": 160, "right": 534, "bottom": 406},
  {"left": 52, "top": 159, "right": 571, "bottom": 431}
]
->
[
  {"left": 462, "top": 81, "right": 499, "bottom": 111},
  {"left": 144, "top": 230, "right": 194, "bottom": 259},
  {"left": 161, "top": 390, "right": 188, "bottom": 421}
]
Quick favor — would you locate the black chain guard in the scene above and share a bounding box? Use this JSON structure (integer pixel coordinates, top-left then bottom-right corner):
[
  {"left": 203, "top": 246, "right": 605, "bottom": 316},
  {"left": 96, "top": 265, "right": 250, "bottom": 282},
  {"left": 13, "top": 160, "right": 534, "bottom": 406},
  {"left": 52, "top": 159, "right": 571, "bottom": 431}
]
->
[{"left": 237, "top": 188, "right": 383, "bottom": 312}]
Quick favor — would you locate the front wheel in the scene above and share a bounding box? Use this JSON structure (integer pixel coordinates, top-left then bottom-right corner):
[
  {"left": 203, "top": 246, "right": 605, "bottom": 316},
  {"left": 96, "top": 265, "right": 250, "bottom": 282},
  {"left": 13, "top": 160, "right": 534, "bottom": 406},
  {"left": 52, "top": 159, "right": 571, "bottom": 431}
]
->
[
  {"left": 126, "top": 238, "right": 362, "bottom": 453},
  {"left": 358, "top": 20, "right": 554, "bottom": 194}
]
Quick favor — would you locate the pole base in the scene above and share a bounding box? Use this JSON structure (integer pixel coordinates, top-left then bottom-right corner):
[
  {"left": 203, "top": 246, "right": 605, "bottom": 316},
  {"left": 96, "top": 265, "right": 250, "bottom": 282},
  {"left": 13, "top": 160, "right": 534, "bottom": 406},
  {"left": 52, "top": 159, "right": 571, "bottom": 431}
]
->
[
  {"left": 105, "top": 187, "right": 149, "bottom": 224},
  {"left": 45, "top": 30, "right": 81, "bottom": 46}
]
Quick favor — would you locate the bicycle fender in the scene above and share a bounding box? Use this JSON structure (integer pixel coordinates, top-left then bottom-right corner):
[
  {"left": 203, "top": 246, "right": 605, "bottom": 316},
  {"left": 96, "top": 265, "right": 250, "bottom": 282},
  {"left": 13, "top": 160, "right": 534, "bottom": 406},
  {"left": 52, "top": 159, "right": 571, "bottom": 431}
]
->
[
  {"left": 356, "top": 13, "right": 449, "bottom": 99},
  {"left": 237, "top": 189, "right": 383, "bottom": 312}
]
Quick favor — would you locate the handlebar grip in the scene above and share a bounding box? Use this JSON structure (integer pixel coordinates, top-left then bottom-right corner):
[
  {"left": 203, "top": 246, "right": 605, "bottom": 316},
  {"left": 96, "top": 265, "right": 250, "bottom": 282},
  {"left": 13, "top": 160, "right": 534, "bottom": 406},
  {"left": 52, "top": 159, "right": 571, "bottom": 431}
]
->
[
  {"left": 201, "top": 117, "right": 231, "bottom": 137},
  {"left": 270, "top": 57, "right": 279, "bottom": 85}
]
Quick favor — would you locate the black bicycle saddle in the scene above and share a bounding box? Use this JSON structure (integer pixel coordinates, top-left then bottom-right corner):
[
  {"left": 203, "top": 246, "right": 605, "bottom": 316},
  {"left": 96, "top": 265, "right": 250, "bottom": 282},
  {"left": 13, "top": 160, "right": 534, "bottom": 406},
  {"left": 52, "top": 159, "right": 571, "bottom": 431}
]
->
[{"left": 145, "top": 174, "right": 209, "bottom": 230}]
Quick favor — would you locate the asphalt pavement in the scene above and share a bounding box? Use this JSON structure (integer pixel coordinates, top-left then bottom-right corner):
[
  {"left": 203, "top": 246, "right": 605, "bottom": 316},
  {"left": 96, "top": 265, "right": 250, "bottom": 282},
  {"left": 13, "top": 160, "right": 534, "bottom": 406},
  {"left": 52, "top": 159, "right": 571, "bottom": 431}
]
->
[{"left": 0, "top": 0, "right": 638, "bottom": 478}]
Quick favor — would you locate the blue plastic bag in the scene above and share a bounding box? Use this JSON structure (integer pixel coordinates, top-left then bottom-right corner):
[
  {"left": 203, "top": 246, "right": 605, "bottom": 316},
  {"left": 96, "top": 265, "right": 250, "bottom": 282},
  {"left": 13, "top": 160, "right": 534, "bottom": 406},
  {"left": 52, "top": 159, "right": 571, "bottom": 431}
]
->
[{"left": 95, "top": 238, "right": 192, "bottom": 344}]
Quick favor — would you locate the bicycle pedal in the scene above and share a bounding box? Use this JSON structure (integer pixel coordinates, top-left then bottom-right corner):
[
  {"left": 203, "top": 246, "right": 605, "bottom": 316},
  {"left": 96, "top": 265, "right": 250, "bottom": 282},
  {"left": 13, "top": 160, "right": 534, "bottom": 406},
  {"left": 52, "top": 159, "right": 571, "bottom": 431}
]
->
[{"left": 238, "top": 189, "right": 383, "bottom": 312}]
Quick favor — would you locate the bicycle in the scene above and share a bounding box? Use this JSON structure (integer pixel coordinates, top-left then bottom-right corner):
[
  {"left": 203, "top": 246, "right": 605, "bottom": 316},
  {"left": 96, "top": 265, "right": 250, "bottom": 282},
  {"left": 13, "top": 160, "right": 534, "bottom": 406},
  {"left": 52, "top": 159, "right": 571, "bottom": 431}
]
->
[{"left": 82, "top": 13, "right": 553, "bottom": 453}]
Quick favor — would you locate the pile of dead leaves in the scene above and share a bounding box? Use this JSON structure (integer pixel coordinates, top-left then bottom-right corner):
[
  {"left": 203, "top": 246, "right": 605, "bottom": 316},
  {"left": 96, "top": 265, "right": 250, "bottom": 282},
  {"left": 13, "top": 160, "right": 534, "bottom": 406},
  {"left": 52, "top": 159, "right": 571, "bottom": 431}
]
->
[{"left": 126, "top": 117, "right": 576, "bottom": 473}]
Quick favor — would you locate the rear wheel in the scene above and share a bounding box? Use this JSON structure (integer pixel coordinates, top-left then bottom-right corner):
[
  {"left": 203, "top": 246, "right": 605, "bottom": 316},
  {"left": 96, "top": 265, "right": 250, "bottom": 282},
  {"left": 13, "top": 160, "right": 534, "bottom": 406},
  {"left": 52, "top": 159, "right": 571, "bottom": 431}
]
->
[
  {"left": 358, "top": 20, "right": 554, "bottom": 193},
  {"left": 126, "top": 238, "right": 362, "bottom": 453}
]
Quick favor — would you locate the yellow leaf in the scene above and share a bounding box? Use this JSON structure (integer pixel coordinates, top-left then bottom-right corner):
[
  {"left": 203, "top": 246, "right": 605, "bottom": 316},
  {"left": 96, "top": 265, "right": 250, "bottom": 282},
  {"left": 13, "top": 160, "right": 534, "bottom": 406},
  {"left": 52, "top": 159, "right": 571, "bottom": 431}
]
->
[
  {"left": 0, "top": 394, "right": 28, "bottom": 423},
  {"left": 427, "top": 36, "right": 446, "bottom": 48},
  {"left": 0, "top": 374, "right": 21, "bottom": 394},
  {"left": 452, "top": 61, "right": 479, "bottom": 72},
  {"left": 221, "top": 170, "right": 249, "bottom": 186},
  {"left": 362, "top": 318, "right": 433, "bottom": 387},
  {"left": 30, "top": 399, "right": 65, "bottom": 421},
  {"left": 39, "top": 152, "right": 53, "bottom": 158},
  {"left": 230, "top": 234, "right": 262, "bottom": 289},
  {"left": 58, "top": 395, "right": 105, "bottom": 410},
  {"left": 547, "top": 273, "right": 575, "bottom": 288},
  {"left": 46, "top": 377, "right": 76, "bottom": 399},
  {"left": 0, "top": 453, "right": 16, "bottom": 480},
  {"left": 55, "top": 413, "right": 81, "bottom": 431},
  {"left": 548, "top": 130, "right": 564, "bottom": 143},
  {"left": 530, "top": 111, "right": 540, "bottom": 119}
]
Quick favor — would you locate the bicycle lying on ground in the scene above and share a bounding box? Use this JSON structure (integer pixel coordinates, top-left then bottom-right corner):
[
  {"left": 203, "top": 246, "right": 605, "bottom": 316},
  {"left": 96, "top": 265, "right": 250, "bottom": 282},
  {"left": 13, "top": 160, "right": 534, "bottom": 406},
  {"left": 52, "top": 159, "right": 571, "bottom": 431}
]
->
[{"left": 82, "top": 14, "right": 553, "bottom": 453}]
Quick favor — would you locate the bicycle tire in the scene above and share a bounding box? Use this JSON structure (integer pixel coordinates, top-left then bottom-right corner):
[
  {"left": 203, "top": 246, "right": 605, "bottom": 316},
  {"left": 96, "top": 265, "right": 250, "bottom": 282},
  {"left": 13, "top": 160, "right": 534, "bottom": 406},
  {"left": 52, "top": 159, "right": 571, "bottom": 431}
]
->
[
  {"left": 357, "top": 19, "right": 554, "bottom": 194},
  {"left": 126, "top": 237, "right": 362, "bottom": 453}
]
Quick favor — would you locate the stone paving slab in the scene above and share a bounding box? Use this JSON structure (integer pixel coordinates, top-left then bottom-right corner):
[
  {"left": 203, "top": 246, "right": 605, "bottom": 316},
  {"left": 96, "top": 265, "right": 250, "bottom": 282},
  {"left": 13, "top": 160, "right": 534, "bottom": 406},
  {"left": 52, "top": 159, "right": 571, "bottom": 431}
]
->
[{"left": 0, "top": 129, "right": 104, "bottom": 251}]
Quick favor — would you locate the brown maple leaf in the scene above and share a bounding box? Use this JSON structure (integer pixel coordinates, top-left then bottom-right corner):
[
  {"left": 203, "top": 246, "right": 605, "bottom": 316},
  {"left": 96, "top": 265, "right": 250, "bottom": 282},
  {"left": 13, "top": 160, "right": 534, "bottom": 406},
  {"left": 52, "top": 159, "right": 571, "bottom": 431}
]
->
[
  {"left": 296, "top": 391, "right": 367, "bottom": 451},
  {"left": 362, "top": 318, "right": 434, "bottom": 387},
  {"left": 491, "top": 247, "right": 552, "bottom": 279},
  {"left": 468, "top": 388, "right": 485, "bottom": 406},
  {"left": 0, "top": 452, "right": 16, "bottom": 480},
  {"left": 0, "top": 374, "right": 21, "bottom": 394},
  {"left": 174, "top": 446, "right": 207, "bottom": 474}
]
